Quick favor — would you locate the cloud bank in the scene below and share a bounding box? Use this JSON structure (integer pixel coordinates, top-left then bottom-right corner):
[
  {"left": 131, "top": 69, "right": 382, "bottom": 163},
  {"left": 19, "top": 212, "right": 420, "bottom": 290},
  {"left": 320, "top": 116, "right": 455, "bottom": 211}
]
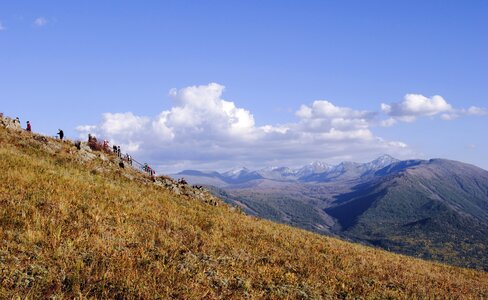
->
[{"left": 77, "top": 83, "right": 485, "bottom": 172}]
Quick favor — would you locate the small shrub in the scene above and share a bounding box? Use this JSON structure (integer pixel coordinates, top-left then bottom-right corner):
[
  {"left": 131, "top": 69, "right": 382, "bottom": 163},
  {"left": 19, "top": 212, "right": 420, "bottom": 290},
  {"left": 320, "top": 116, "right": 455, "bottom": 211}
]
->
[{"left": 87, "top": 138, "right": 102, "bottom": 151}]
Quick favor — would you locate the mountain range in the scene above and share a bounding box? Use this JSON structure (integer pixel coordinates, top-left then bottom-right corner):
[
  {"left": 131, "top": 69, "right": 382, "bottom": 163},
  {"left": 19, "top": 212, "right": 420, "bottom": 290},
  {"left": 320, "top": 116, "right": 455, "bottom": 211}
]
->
[
  {"left": 176, "top": 154, "right": 399, "bottom": 186},
  {"left": 174, "top": 155, "right": 488, "bottom": 270}
]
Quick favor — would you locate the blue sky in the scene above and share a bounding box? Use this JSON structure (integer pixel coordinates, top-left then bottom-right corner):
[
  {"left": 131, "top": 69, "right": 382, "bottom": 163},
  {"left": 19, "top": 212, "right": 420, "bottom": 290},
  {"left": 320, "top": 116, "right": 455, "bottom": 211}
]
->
[{"left": 1, "top": 1, "right": 487, "bottom": 171}]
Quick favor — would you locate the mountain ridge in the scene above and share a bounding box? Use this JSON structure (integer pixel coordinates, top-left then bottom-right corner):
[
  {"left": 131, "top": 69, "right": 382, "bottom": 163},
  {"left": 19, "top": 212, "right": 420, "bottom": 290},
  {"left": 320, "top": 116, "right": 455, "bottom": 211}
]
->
[{"left": 176, "top": 154, "right": 402, "bottom": 186}]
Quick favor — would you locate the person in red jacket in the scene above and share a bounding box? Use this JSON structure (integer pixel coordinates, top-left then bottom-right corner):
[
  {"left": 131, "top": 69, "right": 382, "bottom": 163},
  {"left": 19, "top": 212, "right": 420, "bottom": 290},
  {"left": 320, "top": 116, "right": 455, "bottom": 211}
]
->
[{"left": 26, "top": 121, "right": 32, "bottom": 132}]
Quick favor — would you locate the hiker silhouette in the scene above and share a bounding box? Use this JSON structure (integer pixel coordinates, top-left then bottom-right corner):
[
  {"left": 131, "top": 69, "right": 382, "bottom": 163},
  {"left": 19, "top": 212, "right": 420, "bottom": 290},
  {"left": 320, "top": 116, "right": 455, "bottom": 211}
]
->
[{"left": 57, "top": 129, "right": 64, "bottom": 140}]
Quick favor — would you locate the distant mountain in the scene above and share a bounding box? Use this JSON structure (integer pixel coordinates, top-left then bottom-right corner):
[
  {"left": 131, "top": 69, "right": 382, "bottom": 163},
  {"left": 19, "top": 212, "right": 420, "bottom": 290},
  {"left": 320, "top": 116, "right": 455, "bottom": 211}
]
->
[
  {"left": 256, "top": 166, "right": 298, "bottom": 181},
  {"left": 300, "top": 154, "right": 399, "bottom": 182},
  {"left": 176, "top": 170, "right": 229, "bottom": 186},
  {"left": 175, "top": 154, "right": 400, "bottom": 186},
  {"left": 359, "top": 154, "right": 400, "bottom": 176},
  {"left": 221, "top": 167, "right": 263, "bottom": 183},
  {"left": 177, "top": 168, "right": 263, "bottom": 185},
  {"left": 175, "top": 156, "right": 488, "bottom": 270},
  {"left": 296, "top": 161, "right": 333, "bottom": 177}
]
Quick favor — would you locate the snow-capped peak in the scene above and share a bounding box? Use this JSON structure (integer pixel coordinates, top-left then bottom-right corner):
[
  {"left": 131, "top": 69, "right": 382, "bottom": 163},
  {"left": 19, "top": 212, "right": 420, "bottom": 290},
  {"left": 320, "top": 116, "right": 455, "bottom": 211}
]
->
[
  {"left": 256, "top": 166, "right": 297, "bottom": 180},
  {"left": 370, "top": 154, "right": 398, "bottom": 166},
  {"left": 223, "top": 167, "right": 250, "bottom": 177},
  {"left": 296, "top": 161, "right": 332, "bottom": 177},
  {"left": 361, "top": 155, "right": 399, "bottom": 172},
  {"left": 305, "top": 161, "right": 331, "bottom": 171}
]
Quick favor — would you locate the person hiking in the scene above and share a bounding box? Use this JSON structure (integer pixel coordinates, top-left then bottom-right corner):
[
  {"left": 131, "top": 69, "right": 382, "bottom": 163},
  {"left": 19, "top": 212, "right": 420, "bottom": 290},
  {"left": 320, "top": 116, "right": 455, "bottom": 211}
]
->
[
  {"left": 57, "top": 129, "right": 64, "bottom": 140},
  {"left": 117, "top": 146, "right": 121, "bottom": 158},
  {"left": 26, "top": 121, "right": 31, "bottom": 132},
  {"left": 113, "top": 145, "right": 117, "bottom": 154},
  {"left": 15, "top": 117, "right": 20, "bottom": 124}
]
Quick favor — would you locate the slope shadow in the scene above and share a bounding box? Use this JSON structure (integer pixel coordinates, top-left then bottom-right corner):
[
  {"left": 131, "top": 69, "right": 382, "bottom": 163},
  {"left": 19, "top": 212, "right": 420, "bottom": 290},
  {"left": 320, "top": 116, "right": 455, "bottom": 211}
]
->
[{"left": 325, "top": 182, "right": 387, "bottom": 230}]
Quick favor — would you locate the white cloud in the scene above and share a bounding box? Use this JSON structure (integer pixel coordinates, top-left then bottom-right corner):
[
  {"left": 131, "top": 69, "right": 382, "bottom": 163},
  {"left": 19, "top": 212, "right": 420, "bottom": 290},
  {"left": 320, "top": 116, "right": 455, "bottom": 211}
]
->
[
  {"left": 381, "top": 94, "right": 452, "bottom": 122},
  {"left": 381, "top": 94, "right": 487, "bottom": 123},
  {"left": 34, "top": 17, "right": 48, "bottom": 27},
  {"left": 155, "top": 83, "right": 257, "bottom": 141},
  {"left": 294, "top": 100, "right": 375, "bottom": 134},
  {"left": 100, "top": 112, "right": 149, "bottom": 136},
  {"left": 380, "top": 118, "right": 397, "bottom": 127},
  {"left": 75, "top": 125, "right": 97, "bottom": 136},
  {"left": 78, "top": 83, "right": 411, "bottom": 172},
  {"left": 441, "top": 106, "right": 488, "bottom": 120},
  {"left": 387, "top": 141, "right": 408, "bottom": 148},
  {"left": 465, "top": 106, "right": 488, "bottom": 116},
  {"left": 297, "top": 100, "right": 373, "bottom": 120}
]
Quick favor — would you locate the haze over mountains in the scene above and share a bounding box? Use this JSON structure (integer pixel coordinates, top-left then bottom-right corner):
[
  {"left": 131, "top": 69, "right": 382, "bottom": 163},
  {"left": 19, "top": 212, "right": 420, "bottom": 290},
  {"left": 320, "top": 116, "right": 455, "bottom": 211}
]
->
[{"left": 174, "top": 155, "right": 488, "bottom": 270}]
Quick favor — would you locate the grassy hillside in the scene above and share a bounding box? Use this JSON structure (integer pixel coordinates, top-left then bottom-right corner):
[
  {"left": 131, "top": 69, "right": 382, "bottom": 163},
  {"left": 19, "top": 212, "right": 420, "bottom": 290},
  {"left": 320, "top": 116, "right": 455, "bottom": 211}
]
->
[{"left": 0, "top": 125, "right": 487, "bottom": 299}]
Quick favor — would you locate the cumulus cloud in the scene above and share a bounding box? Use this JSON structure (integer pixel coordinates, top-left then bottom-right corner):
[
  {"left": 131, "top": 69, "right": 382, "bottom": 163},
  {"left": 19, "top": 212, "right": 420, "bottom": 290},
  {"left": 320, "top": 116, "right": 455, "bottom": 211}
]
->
[
  {"left": 100, "top": 112, "right": 149, "bottom": 136},
  {"left": 162, "top": 83, "right": 257, "bottom": 140},
  {"left": 78, "top": 83, "right": 411, "bottom": 172},
  {"left": 381, "top": 94, "right": 487, "bottom": 123},
  {"left": 34, "top": 17, "right": 48, "bottom": 27},
  {"left": 381, "top": 94, "right": 452, "bottom": 122},
  {"left": 290, "top": 100, "right": 378, "bottom": 145},
  {"left": 297, "top": 100, "right": 373, "bottom": 120}
]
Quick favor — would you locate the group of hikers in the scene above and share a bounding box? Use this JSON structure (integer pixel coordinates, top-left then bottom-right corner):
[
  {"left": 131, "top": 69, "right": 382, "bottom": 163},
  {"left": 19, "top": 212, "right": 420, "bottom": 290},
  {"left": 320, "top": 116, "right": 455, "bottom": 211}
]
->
[
  {"left": 13, "top": 117, "right": 33, "bottom": 133},
  {"left": 112, "top": 145, "right": 122, "bottom": 158},
  {"left": 15, "top": 117, "right": 64, "bottom": 140},
  {"left": 111, "top": 144, "right": 133, "bottom": 166},
  {"left": 85, "top": 134, "right": 153, "bottom": 173},
  {"left": 143, "top": 163, "right": 156, "bottom": 177},
  {"left": 12, "top": 116, "right": 157, "bottom": 178}
]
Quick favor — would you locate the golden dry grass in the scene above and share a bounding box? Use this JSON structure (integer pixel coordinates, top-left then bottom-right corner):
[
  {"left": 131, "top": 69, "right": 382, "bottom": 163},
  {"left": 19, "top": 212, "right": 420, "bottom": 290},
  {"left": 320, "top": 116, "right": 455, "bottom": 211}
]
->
[{"left": 0, "top": 126, "right": 487, "bottom": 299}]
